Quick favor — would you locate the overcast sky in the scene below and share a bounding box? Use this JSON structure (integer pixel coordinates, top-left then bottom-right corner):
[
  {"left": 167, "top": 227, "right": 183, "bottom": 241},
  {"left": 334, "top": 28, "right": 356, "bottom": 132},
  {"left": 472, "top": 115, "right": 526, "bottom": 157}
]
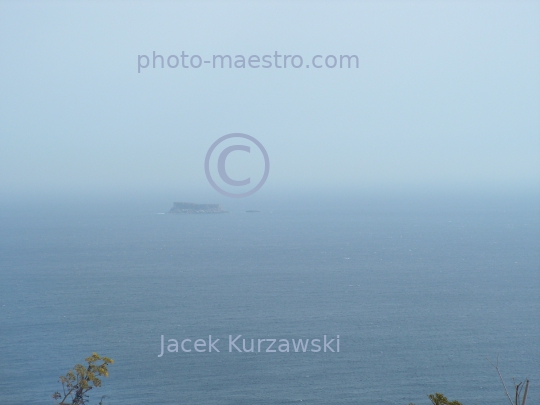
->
[{"left": 0, "top": 1, "right": 539, "bottom": 200}]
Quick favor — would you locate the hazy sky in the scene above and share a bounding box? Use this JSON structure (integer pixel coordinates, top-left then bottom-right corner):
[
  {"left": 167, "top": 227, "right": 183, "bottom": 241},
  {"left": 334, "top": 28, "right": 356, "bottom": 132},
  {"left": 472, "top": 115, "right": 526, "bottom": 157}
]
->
[{"left": 0, "top": 1, "right": 539, "bottom": 200}]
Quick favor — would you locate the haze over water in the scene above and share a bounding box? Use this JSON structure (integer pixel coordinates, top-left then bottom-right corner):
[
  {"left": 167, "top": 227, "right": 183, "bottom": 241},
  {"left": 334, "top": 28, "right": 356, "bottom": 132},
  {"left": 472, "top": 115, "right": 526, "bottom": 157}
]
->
[{"left": 0, "top": 192, "right": 538, "bottom": 405}]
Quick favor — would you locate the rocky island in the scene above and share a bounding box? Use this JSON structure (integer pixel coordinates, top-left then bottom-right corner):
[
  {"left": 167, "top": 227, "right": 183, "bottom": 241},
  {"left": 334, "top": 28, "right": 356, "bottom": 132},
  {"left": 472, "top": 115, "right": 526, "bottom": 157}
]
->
[{"left": 169, "top": 202, "right": 227, "bottom": 214}]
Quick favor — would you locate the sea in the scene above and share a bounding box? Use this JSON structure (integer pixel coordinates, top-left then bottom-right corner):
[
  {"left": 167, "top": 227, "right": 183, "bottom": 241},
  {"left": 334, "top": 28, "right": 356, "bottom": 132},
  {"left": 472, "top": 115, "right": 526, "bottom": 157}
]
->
[{"left": 0, "top": 191, "right": 538, "bottom": 405}]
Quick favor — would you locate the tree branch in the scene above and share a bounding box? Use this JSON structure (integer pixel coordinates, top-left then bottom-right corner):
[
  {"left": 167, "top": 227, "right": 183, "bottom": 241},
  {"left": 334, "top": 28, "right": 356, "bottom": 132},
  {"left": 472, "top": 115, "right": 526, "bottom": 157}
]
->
[
  {"left": 487, "top": 356, "right": 514, "bottom": 405},
  {"left": 521, "top": 379, "right": 529, "bottom": 405}
]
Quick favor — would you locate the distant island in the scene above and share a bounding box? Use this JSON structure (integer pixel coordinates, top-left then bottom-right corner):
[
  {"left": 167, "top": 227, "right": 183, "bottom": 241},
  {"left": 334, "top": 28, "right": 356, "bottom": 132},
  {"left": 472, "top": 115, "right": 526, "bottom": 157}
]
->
[{"left": 169, "top": 202, "right": 227, "bottom": 214}]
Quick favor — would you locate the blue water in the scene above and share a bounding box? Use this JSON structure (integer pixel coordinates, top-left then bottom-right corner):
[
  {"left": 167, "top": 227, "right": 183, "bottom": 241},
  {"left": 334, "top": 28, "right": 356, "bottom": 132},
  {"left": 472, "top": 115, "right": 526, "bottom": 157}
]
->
[{"left": 1, "top": 193, "right": 538, "bottom": 405}]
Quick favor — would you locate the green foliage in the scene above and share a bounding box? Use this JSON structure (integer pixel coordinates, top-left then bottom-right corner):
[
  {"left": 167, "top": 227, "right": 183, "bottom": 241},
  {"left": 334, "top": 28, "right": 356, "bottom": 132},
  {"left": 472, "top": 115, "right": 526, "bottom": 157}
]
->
[
  {"left": 409, "top": 392, "right": 463, "bottom": 405},
  {"left": 52, "top": 353, "right": 114, "bottom": 405}
]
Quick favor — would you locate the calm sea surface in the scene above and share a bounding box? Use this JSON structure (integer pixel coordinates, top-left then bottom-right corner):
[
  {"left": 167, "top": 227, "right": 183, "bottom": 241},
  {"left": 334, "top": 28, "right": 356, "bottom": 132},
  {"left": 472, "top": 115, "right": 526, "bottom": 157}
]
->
[{"left": 1, "top": 194, "right": 538, "bottom": 405}]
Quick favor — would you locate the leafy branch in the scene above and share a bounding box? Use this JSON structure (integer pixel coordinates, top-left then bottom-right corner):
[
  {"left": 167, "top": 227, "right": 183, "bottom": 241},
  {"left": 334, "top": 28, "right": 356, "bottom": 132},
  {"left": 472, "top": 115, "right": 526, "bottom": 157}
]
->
[
  {"left": 52, "top": 353, "right": 114, "bottom": 405},
  {"left": 409, "top": 392, "right": 462, "bottom": 405}
]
